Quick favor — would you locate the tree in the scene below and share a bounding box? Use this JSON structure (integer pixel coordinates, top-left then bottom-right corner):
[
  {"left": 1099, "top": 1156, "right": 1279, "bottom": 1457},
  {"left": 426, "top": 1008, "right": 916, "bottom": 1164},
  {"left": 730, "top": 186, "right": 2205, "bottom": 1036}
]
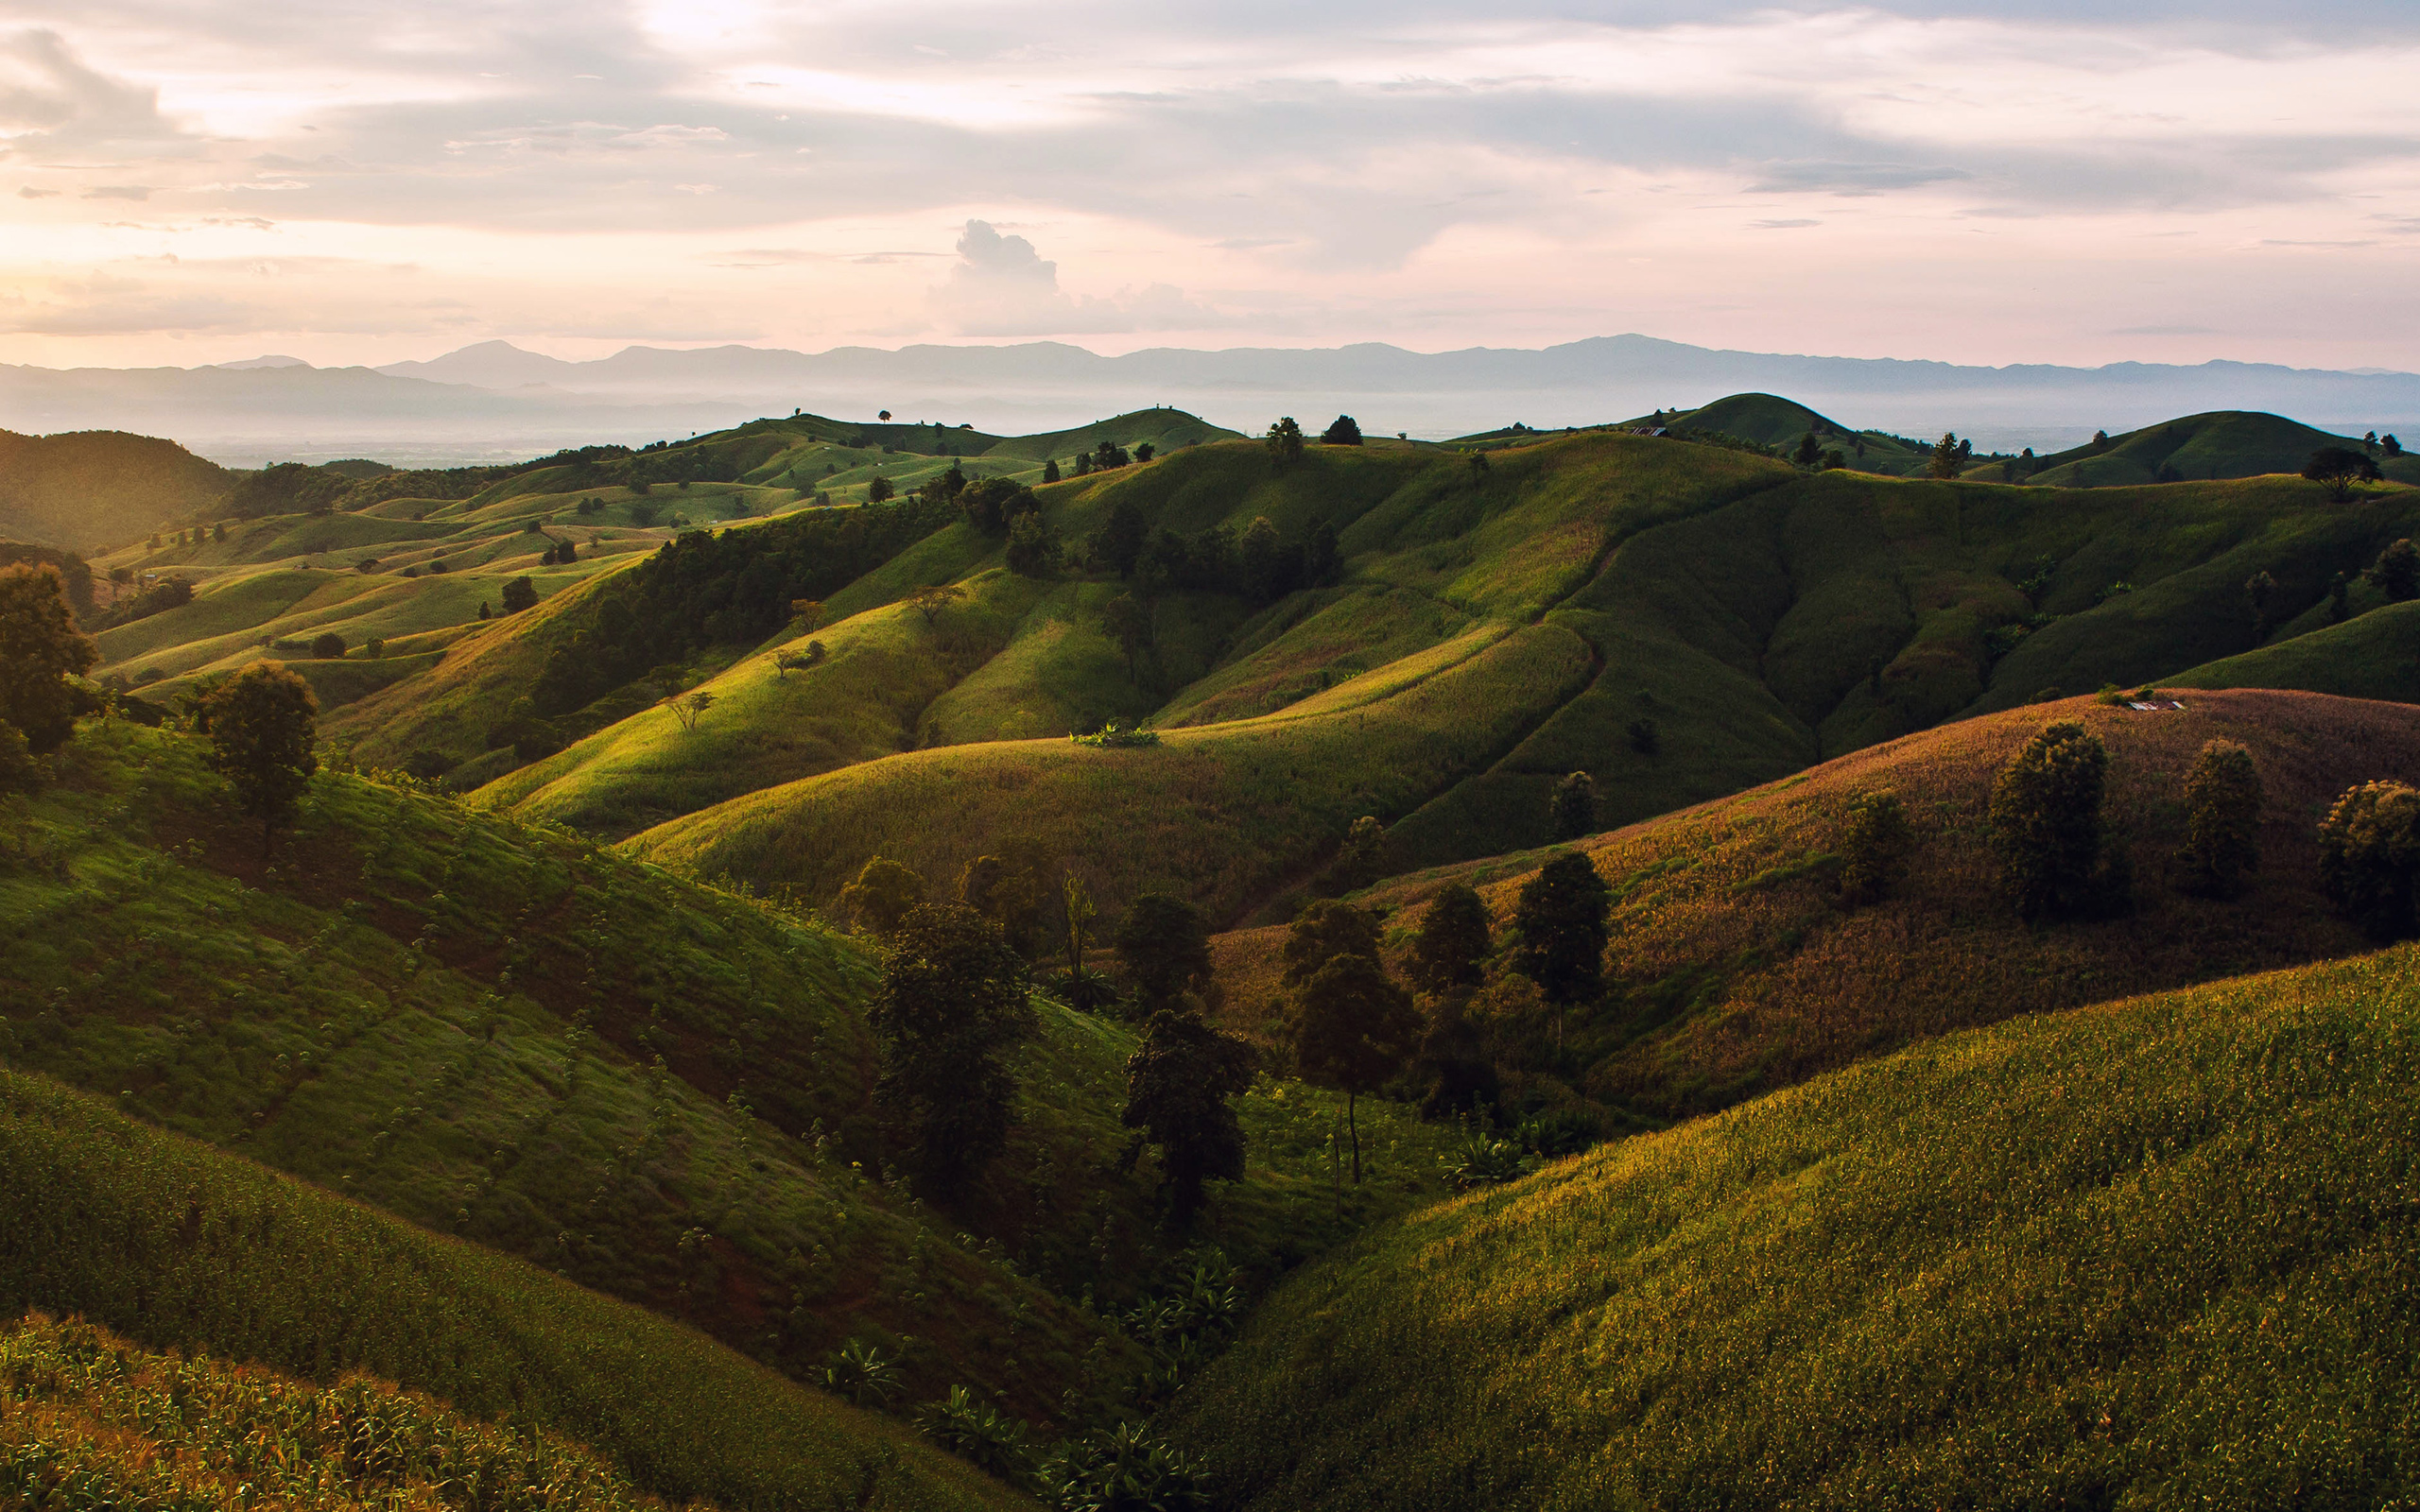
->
[
  {"left": 2304, "top": 446, "right": 2382, "bottom": 502},
  {"left": 1115, "top": 892, "right": 1211, "bottom": 1007},
  {"left": 1414, "top": 992, "right": 1499, "bottom": 1120},
  {"left": 311, "top": 631, "right": 347, "bottom": 660},
  {"left": 1320, "top": 415, "right": 1364, "bottom": 446},
  {"left": 1627, "top": 717, "right": 1660, "bottom": 756},
  {"left": 1548, "top": 770, "right": 1597, "bottom": 841},
  {"left": 1097, "top": 499, "right": 1149, "bottom": 577},
  {"left": 1322, "top": 815, "right": 1388, "bottom": 895},
  {"left": 1793, "top": 431, "right": 1822, "bottom": 468},
  {"left": 2385, "top": 434, "right": 2405, "bottom": 457},
  {"left": 1281, "top": 900, "right": 1382, "bottom": 986},
  {"left": 959, "top": 848, "right": 1049, "bottom": 958},
  {"left": 1091, "top": 440, "right": 1132, "bottom": 472},
  {"left": 2367, "top": 539, "right": 2419, "bottom": 602},
  {"left": 1292, "top": 953, "right": 1418, "bottom": 1183},
  {"left": 840, "top": 856, "right": 925, "bottom": 936},
  {"left": 668, "top": 689, "right": 714, "bottom": 730},
  {"left": 1266, "top": 416, "right": 1305, "bottom": 467},
  {"left": 872, "top": 903, "right": 1036, "bottom": 1188},
  {"left": 500, "top": 576, "right": 538, "bottom": 614},
  {"left": 1061, "top": 874, "right": 1096, "bottom": 979},
  {"left": 2243, "top": 570, "right": 2277, "bottom": 639},
  {"left": 1929, "top": 433, "right": 1962, "bottom": 480},
  {"left": 0, "top": 719, "right": 36, "bottom": 795},
  {"left": 1302, "top": 519, "right": 1341, "bottom": 587},
  {"left": 1042, "top": 457, "right": 1061, "bottom": 483},
  {"left": 1512, "top": 852, "right": 1611, "bottom": 1011},
  {"left": 363, "top": 637, "right": 385, "bottom": 660},
  {"left": 2175, "top": 739, "right": 2263, "bottom": 900},
  {"left": 1839, "top": 790, "right": 1915, "bottom": 906},
  {"left": 905, "top": 582, "right": 966, "bottom": 625},
  {"left": 956, "top": 476, "right": 1031, "bottom": 532},
  {"left": 0, "top": 562, "right": 98, "bottom": 754},
  {"left": 1407, "top": 883, "right": 1490, "bottom": 995},
  {"left": 866, "top": 475, "right": 895, "bottom": 503},
  {"left": 1988, "top": 720, "right": 2125, "bottom": 921},
  {"left": 1133, "top": 441, "right": 1156, "bottom": 463},
  {"left": 2317, "top": 782, "right": 2420, "bottom": 939},
  {"left": 1103, "top": 592, "right": 1151, "bottom": 680},
  {"left": 1122, "top": 1008, "right": 1259, "bottom": 1225},
  {"left": 1238, "top": 516, "right": 1288, "bottom": 602},
  {"left": 1005, "top": 511, "right": 1058, "bottom": 577},
  {"left": 197, "top": 662, "right": 318, "bottom": 856}
]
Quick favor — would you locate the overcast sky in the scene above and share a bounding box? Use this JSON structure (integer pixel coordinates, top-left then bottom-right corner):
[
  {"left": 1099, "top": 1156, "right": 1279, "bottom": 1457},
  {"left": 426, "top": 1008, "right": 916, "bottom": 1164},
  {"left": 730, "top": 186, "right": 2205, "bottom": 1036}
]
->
[{"left": 1, "top": 0, "right": 2416, "bottom": 370}]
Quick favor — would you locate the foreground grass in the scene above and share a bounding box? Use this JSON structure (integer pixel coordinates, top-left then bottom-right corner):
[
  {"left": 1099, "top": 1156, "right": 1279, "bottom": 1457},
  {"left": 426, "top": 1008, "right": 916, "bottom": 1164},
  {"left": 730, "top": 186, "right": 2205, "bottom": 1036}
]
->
[
  {"left": 0, "top": 1068, "right": 1028, "bottom": 1512},
  {"left": 0, "top": 1314, "right": 689, "bottom": 1512},
  {"left": 1168, "top": 944, "right": 2420, "bottom": 1510}
]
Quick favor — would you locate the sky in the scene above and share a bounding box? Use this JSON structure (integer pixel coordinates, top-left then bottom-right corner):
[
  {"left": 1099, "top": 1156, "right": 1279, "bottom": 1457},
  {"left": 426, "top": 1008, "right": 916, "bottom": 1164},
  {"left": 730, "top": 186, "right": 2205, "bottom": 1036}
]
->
[{"left": 1, "top": 0, "right": 2417, "bottom": 372}]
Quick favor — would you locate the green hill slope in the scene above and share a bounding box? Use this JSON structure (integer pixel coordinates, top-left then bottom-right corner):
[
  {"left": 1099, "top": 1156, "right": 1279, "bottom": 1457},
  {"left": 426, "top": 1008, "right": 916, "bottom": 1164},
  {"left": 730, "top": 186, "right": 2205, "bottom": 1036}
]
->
[
  {"left": 1167, "top": 943, "right": 2420, "bottom": 1511},
  {"left": 2168, "top": 598, "right": 2420, "bottom": 702},
  {"left": 0, "top": 428, "right": 235, "bottom": 552},
  {"left": 0, "top": 1065, "right": 1027, "bottom": 1512},
  {"left": 1995, "top": 409, "right": 2420, "bottom": 488}
]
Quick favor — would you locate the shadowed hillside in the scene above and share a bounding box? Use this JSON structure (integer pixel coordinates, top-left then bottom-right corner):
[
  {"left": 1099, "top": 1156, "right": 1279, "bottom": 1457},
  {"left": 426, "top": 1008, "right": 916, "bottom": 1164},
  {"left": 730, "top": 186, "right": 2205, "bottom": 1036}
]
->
[{"left": 0, "top": 428, "right": 235, "bottom": 551}]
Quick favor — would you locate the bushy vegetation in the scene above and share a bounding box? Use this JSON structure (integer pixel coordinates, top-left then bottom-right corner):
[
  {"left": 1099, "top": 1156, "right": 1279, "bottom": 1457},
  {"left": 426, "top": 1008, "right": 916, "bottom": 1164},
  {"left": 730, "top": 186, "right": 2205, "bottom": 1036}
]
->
[{"left": 1168, "top": 945, "right": 2420, "bottom": 1509}]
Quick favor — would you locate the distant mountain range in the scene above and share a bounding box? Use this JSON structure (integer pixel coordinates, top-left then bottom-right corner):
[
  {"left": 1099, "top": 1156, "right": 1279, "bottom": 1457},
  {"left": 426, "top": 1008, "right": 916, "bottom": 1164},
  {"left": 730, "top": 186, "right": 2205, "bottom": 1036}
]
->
[{"left": 3, "top": 335, "right": 2418, "bottom": 465}]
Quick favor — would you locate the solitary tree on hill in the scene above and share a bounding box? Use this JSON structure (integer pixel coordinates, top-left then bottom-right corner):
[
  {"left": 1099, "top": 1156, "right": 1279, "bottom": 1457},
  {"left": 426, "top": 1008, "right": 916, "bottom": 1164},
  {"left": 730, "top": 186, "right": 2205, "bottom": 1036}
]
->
[
  {"left": 1929, "top": 433, "right": 1963, "bottom": 479},
  {"left": 2367, "top": 539, "right": 2419, "bottom": 602},
  {"left": 1043, "top": 457, "right": 1062, "bottom": 483},
  {"left": 1512, "top": 851, "right": 1612, "bottom": 1015},
  {"left": 2317, "top": 781, "right": 2420, "bottom": 940},
  {"left": 2175, "top": 739, "right": 2264, "bottom": 900},
  {"left": 905, "top": 582, "right": 966, "bottom": 625},
  {"left": 1292, "top": 952, "right": 1419, "bottom": 1183},
  {"left": 1132, "top": 441, "right": 1156, "bottom": 463},
  {"left": 1121, "top": 1008, "right": 1259, "bottom": 1225},
  {"left": 0, "top": 561, "right": 98, "bottom": 754},
  {"left": 1548, "top": 770, "right": 1597, "bottom": 841},
  {"left": 866, "top": 475, "right": 894, "bottom": 503},
  {"left": 1407, "top": 883, "right": 1491, "bottom": 995},
  {"left": 1281, "top": 900, "right": 1383, "bottom": 986},
  {"left": 1794, "top": 431, "right": 1823, "bottom": 468},
  {"left": 2243, "top": 571, "right": 2277, "bottom": 640},
  {"left": 500, "top": 576, "right": 538, "bottom": 614},
  {"left": 311, "top": 631, "right": 346, "bottom": 660},
  {"left": 2304, "top": 446, "right": 2383, "bottom": 502},
  {"left": 839, "top": 856, "right": 925, "bottom": 936},
  {"left": 1266, "top": 416, "right": 1305, "bottom": 467},
  {"left": 197, "top": 662, "right": 318, "bottom": 856},
  {"left": 872, "top": 903, "right": 1035, "bottom": 1189},
  {"left": 1839, "top": 790, "right": 1916, "bottom": 907},
  {"left": 1115, "top": 892, "right": 1212, "bottom": 1007},
  {"left": 668, "top": 689, "right": 714, "bottom": 731},
  {"left": 1321, "top": 415, "right": 1364, "bottom": 446},
  {"left": 1988, "top": 720, "right": 2126, "bottom": 921}
]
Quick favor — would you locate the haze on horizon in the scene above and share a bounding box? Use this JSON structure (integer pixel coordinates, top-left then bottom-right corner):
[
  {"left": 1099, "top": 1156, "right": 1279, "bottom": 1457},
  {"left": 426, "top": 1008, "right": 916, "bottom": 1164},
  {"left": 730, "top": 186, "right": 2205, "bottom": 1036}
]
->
[{"left": 1, "top": 0, "right": 2416, "bottom": 376}]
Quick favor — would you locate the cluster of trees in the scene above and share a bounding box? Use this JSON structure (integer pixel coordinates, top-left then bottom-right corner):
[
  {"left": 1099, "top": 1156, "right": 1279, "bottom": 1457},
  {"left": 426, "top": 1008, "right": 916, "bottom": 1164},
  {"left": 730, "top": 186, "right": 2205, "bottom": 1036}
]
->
[
  {"left": 524, "top": 498, "right": 954, "bottom": 720},
  {"left": 1085, "top": 501, "right": 1342, "bottom": 606}
]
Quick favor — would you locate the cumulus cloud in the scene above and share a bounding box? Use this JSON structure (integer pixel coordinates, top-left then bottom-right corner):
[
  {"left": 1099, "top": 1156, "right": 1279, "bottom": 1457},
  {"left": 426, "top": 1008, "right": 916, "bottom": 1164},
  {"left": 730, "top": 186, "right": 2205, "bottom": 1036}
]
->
[
  {"left": 0, "top": 28, "right": 176, "bottom": 146},
  {"left": 929, "top": 219, "right": 1223, "bottom": 335}
]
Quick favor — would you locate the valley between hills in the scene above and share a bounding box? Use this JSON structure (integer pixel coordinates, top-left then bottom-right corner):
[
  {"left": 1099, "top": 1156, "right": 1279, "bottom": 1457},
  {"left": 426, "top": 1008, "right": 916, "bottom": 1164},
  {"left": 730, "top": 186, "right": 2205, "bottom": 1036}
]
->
[{"left": 3, "top": 390, "right": 2419, "bottom": 1510}]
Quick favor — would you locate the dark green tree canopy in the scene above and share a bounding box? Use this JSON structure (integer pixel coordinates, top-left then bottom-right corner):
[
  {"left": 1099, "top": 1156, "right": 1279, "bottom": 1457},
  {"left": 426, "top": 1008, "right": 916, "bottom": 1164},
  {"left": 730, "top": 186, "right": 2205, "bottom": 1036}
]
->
[
  {"left": 1266, "top": 417, "right": 1305, "bottom": 466},
  {"left": 1407, "top": 883, "right": 1491, "bottom": 996},
  {"left": 1548, "top": 770, "right": 1597, "bottom": 842},
  {"left": 197, "top": 661, "right": 319, "bottom": 854},
  {"left": 1115, "top": 892, "right": 1211, "bottom": 1006},
  {"left": 2175, "top": 740, "right": 2264, "bottom": 901},
  {"left": 839, "top": 856, "right": 925, "bottom": 936},
  {"left": 1281, "top": 900, "right": 1382, "bottom": 987},
  {"left": 957, "top": 477, "right": 1038, "bottom": 534},
  {"left": 2367, "top": 539, "right": 2419, "bottom": 603},
  {"left": 1838, "top": 790, "right": 1916, "bottom": 908},
  {"left": 1122, "top": 1009, "right": 1260, "bottom": 1225},
  {"left": 0, "top": 561, "right": 98, "bottom": 755},
  {"left": 500, "top": 576, "right": 538, "bottom": 614},
  {"left": 1320, "top": 415, "right": 1364, "bottom": 446},
  {"left": 871, "top": 903, "right": 1036, "bottom": 1187},
  {"left": 2317, "top": 781, "right": 2420, "bottom": 941},
  {"left": 1988, "top": 720, "right": 2124, "bottom": 921},
  {"left": 1512, "top": 851, "right": 1612, "bottom": 1006},
  {"left": 2304, "top": 446, "right": 2383, "bottom": 501},
  {"left": 1292, "top": 952, "right": 1420, "bottom": 1183},
  {"left": 1098, "top": 499, "right": 1150, "bottom": 577}
]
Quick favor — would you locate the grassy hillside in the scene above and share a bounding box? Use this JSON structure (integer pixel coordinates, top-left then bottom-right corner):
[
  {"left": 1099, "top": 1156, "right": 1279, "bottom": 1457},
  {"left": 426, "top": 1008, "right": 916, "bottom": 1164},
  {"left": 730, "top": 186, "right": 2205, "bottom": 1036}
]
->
[
  {"left": 2168, "top": 598, "right": 2420, "bottom": 702},
  {"left": 1166, "top": 943, "right": 2420, "bottom": 1511},
  {"left": 1, "top": 718, "right": 1452, "bottom": 1420},
  {"left": 0, "top": 1067, "right": 1026, "bottom": 1512},
  {"left": 0, "top": 428, "right": 235, "bottom": 552},
  {"left": 0, "top": 1314, "right": 710, "bottom": 1512},
  {"left": 1994, "top": 409, "right": 2420, "bottom": 489},
  {"left": 1215, "top": 689, "right": 2419, "bottom": 1129}
]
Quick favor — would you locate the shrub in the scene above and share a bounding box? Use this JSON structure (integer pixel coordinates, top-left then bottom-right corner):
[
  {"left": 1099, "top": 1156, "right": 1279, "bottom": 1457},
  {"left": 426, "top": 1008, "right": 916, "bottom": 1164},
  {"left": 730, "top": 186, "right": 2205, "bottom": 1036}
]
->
[
  {"left": 310, "top": 631, "right": 346, "bottom": 659},
  {"left": 1548, "top": 770, "right": 1597, "bottom": 841},
  {"left": 838, "top": 855, "right": 925, "bottom": 936},
  {"left": 2316, "top": 781, "right": 2420, "bottom": 940},
  {"left": 363, "top": 637, "right": 385, "bottom": 659},
  {"left": 1041, "top": 1421, "right": 1212, "bottom": 1512},
  {"left": 399, "top": 748, "right": 455, "bottom": 782},
  {"left": 1626, "top": 717, "right": 1661, "bottom": 756},
  {"left": 0, "top": 718, "right": 36, "bottom": 794},
  {"left": 500, "top": 576, "right": 539, "bottom": 614},
  {"left": 916, "top": 1386, "right": 1035, "bottom": 1486},
  {"left": 2174, "top": 740, "right": 2263, "bottom": 900},
  {"left": 1072, "top": 719, "right": 1160, "bottom": 747},
  {"left": 820, "top": 1337, "right": 904, "bottom": 1409},
  {"left": 2366, "top": 539, "right": 2419, "bottom": 602},
  {"left": 1838, "top": 790, "right": 1915, "bottom": 907},
  {"left": 1988, "top": 721, "right": 2127, "bottom": 921}
]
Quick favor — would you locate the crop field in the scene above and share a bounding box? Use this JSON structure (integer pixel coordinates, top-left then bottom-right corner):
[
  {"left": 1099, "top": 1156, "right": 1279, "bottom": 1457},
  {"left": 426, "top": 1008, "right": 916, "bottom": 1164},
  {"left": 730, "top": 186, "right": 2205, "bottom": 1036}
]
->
[{"left": 1168, "top": 943, "right": 2420, "bottom": 1510}]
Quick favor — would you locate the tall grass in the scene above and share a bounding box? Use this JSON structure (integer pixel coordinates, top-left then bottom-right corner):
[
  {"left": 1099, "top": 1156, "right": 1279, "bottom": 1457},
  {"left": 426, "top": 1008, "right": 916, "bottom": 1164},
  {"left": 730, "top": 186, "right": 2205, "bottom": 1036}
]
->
[{"left": 1167, "top": 944, "right": 2420, "bottom": 1510}]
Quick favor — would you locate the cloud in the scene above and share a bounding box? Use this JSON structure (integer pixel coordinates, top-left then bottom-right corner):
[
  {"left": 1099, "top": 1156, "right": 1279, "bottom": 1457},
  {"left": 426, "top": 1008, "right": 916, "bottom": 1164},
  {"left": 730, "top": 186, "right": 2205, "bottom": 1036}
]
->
[
  {"left": 929, "top": 219, "right": 1225, "bottom": 335},
  {"left": 0, "top": 28, "right": 177, "bottom": 146}
]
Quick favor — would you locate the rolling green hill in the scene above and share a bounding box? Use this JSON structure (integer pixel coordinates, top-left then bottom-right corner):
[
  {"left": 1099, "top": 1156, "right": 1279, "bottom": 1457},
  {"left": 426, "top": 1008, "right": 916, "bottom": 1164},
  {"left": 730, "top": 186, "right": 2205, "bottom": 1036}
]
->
[
  {"left": 0, "top": 428, "right": 235, "bottom": 552},
  {"left": 1976, "top": 409, "right": 2420, "bottom": 489},
  {"left": 1166, "top": 942, "right": 2420, "bottom": 1510},
  {"left": 1, "top": 716, "right": 1452, "bottom": 1425},
  {"left": 0, "top": 1064, "right": 1027, "bottom": 1512}
]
